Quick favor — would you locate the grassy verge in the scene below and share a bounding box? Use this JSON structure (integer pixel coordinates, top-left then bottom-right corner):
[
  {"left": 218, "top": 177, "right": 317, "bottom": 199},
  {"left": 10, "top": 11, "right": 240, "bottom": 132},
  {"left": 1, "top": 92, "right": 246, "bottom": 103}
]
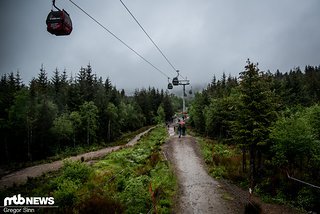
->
[
  {"left": 196, "top": 136, "right": 244, "bottom": 182},
  {"left": 0, "top": 125, "right": 176, "bottom": 213}
]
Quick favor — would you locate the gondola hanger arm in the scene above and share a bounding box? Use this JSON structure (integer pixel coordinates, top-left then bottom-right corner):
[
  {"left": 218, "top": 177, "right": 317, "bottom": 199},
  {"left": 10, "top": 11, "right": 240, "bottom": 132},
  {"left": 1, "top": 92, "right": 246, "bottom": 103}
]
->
[{"left": 52, "top": 0, "right": 61, "bottom": 11}]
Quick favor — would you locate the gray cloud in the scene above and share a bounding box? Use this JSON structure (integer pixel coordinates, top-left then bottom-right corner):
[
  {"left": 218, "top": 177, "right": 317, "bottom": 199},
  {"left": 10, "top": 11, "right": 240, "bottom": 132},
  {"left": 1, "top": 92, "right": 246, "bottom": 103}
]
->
[{"left": 1, "top": 0, "right": 319, "bottom": 91}]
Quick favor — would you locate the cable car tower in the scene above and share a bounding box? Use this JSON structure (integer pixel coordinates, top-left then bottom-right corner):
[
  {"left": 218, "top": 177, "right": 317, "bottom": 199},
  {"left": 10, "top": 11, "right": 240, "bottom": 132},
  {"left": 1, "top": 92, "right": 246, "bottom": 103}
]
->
[{"left": 170, "top": 70, "right": 190, "bottom": 113}]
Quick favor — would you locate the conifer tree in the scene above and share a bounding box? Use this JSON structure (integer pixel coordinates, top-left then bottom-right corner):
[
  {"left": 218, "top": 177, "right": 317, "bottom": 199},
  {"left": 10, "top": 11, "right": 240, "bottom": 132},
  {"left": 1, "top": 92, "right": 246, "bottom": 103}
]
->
[{"left": 234, "top": 59, "right": 276, "bottom": 188}]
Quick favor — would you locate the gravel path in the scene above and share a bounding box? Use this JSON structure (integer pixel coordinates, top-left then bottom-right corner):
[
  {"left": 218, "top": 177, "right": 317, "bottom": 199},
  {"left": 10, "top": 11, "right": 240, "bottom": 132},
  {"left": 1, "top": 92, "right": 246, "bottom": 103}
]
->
[
  {"left": 0, "top": 127, "right": 154, "bottom": 190},
  {"left": 164, "top": 126, "right": 243, "bottom": 213}
]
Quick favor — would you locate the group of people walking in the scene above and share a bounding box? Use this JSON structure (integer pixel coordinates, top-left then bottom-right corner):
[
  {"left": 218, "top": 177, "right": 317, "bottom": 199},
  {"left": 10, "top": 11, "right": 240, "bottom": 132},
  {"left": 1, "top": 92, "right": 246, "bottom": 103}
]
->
[{"left": 167, "top": 115, "right": 187, "bottom": 138}]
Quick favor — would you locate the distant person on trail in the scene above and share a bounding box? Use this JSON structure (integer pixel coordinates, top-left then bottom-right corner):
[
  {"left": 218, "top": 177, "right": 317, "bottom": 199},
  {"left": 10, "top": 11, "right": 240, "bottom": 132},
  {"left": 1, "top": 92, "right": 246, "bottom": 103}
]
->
[
  {"left": 182, "top": 124, "right": 186, "bottom": 136},
  {"left": 177, "top": 119, "right": 182, "bottom": 138}
]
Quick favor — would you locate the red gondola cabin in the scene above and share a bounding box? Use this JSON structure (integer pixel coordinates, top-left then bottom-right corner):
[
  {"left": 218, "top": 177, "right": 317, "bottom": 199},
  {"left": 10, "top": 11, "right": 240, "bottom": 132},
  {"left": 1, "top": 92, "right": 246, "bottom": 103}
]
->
[{"left": 46, "top": 10, "right": 73, "bottom": 36}]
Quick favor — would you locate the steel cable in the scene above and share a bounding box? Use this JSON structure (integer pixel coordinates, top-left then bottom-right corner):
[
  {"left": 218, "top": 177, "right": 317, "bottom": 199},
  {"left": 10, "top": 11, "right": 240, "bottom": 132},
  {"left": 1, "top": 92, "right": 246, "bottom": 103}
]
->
[{"left": 68, "top": 0, "right": 170, "bottom": 79}]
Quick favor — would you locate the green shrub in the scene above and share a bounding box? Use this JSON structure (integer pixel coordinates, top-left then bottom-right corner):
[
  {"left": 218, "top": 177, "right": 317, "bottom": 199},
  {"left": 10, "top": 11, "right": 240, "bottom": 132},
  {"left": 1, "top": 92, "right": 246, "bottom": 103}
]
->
[
  {"left": 128, "top": 148, "right": 150, "bottom": 164},
  {"left": 197, "top": 138, "right": 214, "bottom": 164},
  {"left": 210, "top": 166, "right": 227, "bottom": 178},
  {"left": 53, "top": 179, "right": 79, "bottom": 207},
  {"left": 297, "top": 187, "right": 315, "bottom": 210},
  {"left": 119, "top": 175, "right": 152, "bottom": 213},
  {"left": 213, "top": 144, "right": 233, "bottom": 158},
  {"left": 61, "top": 160, "right": 93, "bottom": 183}
]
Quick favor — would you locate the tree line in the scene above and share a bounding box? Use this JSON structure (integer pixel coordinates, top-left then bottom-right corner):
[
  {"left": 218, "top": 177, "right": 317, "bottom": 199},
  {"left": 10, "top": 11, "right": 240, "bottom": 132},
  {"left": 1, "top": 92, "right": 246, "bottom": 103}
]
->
[
  {"left": 0, "top": 64, "right": 175, "bottom": 165},
  {"left": 189, "top": 60, "right": 320, "bottom": 211}
]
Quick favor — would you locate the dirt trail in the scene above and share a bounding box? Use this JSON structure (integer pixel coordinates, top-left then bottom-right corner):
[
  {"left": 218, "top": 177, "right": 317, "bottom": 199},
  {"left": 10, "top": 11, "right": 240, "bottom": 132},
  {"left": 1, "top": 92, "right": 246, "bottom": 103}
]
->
[
  {"left": 164, "top": 126, "right": 243, "bottom": 213},
  {"left": 0, "top": 127, "right": 154, "bottom": 190}
]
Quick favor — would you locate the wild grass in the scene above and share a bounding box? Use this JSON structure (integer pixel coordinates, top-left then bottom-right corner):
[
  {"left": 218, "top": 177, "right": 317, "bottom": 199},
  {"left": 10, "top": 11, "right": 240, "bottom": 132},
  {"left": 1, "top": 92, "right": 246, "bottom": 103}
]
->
[{"left": 197, "top": 137, "right": 243, "bottom": 180}]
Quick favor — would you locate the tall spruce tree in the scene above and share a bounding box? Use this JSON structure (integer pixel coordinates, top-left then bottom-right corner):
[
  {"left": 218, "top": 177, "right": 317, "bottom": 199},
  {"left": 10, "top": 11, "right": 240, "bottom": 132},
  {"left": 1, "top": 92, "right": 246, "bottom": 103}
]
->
[{"left": 234, "top": 59, "right": 276, "bottom": 189}]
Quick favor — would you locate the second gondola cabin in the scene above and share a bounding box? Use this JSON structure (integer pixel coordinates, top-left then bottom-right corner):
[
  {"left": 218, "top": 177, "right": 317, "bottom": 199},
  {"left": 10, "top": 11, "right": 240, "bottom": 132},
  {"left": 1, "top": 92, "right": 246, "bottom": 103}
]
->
[
  {"left": 46, "top": 10, "right": 73, "bottom": 36},
  {"left": 172, "top": 77, "right": 179, "bottom": 86}
]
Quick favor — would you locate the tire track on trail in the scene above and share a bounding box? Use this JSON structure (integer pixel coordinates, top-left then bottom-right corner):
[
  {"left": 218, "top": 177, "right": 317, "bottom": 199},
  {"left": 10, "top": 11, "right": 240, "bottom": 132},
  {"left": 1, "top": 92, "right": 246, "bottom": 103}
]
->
[{"left": 0, "top": 127, "right": 154, "bottom": 190}]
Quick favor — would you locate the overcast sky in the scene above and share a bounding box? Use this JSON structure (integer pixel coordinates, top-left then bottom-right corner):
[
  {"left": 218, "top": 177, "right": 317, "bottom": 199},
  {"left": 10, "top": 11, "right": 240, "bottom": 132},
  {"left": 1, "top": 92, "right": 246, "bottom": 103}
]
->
[{"left": 0, "top": 0, "right": 319, "bottom": 92}]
